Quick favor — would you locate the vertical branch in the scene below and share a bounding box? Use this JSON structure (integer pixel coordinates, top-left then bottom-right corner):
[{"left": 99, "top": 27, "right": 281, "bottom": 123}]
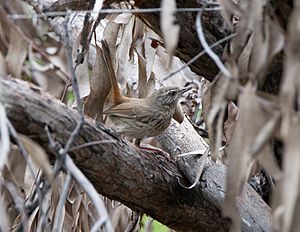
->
[{"left": 61, "top": 14, "right": 85, "bottom": 155}]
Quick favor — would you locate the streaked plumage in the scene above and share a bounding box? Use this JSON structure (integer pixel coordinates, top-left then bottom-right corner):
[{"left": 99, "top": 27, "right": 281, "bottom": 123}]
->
[{"left": 104, "top": 86, "right": 191, "bottom": 139}]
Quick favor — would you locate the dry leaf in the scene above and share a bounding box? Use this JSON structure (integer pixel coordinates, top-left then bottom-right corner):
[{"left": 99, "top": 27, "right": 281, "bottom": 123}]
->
[
  {"left": 0, "top": 103, "right": 10, "bottom": 171},
  {"left": 276, "top": 6, "right": 300, "bottom": 231},
  {"left": 0, "top": 145, "right": 26, "bottom": 229},
  {"left": 84, "top": 44, "right": 111, "bottom": 121},
  {"left": 223, "top": 84, "right": 274, "bottom": 231},
  {"left": 102, "top": 14, "right": 121, "bottom": 65},
  {"left": 116, "top": 15, "right": 136, "bottom": 90},
  {"left": 91, "top": 0, "right": 104, "bottom": 21},
  {"left": 72, "top": 33, "right": 91, "bottom": 100},
  {"left": 248, "top": 14, "right": 285, "bottom": 83},
  {"left": 230, "top": 0, "right": 262, "bottom": 61},
  {"left": 17, "top": 134, "right": 53, "bottom": 183},
  {"left": 0, "top": 194, "right": 10, "bottom": 231},
  {"left": 224, "top": 101, "right": 239, "bottom": 143},
  {"left": 137, "top": 54, "right": 155, "bottom": 98},
  {"left": 131, "top": 17, "right": 145, "bottom": 58},
  {"left": 160, "top": 0, "right": 180, "bottom": 66},
  {"left": 114, "top": 13, "right": 133, "bottom": 24},
  {"left": 5, "top": 27, "right": 27, "bottom": 78},
  {"left": 281, "top": 117, "right": 300, "bottom": 232},
  {"left": 0, "top": 51, "right": 7, "bottom": 77},
  {"left": 144, "top": 30, "right": 159, "bottom": 81}
]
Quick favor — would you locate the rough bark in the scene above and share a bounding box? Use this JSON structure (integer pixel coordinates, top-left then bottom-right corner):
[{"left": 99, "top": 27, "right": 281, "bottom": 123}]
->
[{"left": 0, "top": 78, "right": 272, "bottom": 231}]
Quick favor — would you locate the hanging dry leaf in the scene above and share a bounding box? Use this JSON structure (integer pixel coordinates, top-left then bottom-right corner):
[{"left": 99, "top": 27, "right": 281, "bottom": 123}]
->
[
  {"left": 275, "top": 6, "right": 300, "bottom": 231},
  {"left": 72, "top": 33, "right": 91, "bottom": 100},
  {"left": 144, "top": 30, "right": 161, "bottom": 81},
  {"left": 154, "top": 46, "right": 187, "bottom": 87},
  {"left": 102, "top": 14, "right": 121, "bottom": 65},
  {"left": 137, "top": 53, "right": 155, "bottom": 98},
  {"left": 223, "top": 84, "right": 276, "bottom": 231},
  {"left": 84, "top": 44, "right": 111, "bottom": 121},
  {"left": 17, "top": 134, "right": 53, "bottom": 183},
  {"left": 31, "top": 69, "right": 65, "bottom": 99},
  {"left": 160, "top": 0, "right": 180, "bottom": 66},
  {"left": 0, "top": 103, "right": 10, "bottom": 171},
  {"left": 114, "top": 13, "right": 133, "bottom": 24},
  {"left": 281, "top": 117, "right": 300, "bottom": 232},
  {"left": 0, "top": 51, "right": 7, "bottom": 77},
  {"left": 248, "top": 14, "right": 285, "bottom": 84},
  {"left": 116, "top": 15, "right": 137, "bottom": 90},
  {"left": 230, "top": 0, "right": 262, "bottom": 61},
  {"left": 131, "top": 17, "right": 145, "bottom": 58},
  {"left": 5, "top": 27, "right": 27, "bottom": 78},
  {"left": 224, "top": 101, "right": 239, "bottom": 143}
]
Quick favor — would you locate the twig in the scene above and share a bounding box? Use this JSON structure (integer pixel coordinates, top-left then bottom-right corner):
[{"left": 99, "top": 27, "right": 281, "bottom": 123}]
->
[
  {"left": 36, "top": 196, "right": 50, "bottom": 232},
  {"left": 69, "top": 140, "right": 116, "bottom": 152},
  {"left": 177, "top": 149, "right": 206, "bottom": 157},
  {"left": 8, "top": 7, "right": 222, "bottom": 20},
  {"left": 195, "top": 11, "right": 231, "bottom": 77},
  {"left": 177, "top": 149, "right": 209, "bottom": 189},
  {"left": 64, "top": 155, "right": 114, "bottom": 232},
  {"left": 163, "top": 33, "right": 236, "bottom": 81},
  {"left": 60, "top": 14, "right": 85, "bottom": 155},
  {"left": 52, "top": 172, "right": 72, "bottom": 232},
  {"left": 5, "top": 181, "right": 29, "bottom": 231}
]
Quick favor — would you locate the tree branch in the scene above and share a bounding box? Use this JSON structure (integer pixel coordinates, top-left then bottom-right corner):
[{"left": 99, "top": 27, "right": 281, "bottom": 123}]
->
[{"left": 0, "top": 78, "right": 272, "bottom": 231}]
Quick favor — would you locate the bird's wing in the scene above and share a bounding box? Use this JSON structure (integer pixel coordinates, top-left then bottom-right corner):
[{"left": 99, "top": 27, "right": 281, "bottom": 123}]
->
[{"left": 103, "top": 100, "right": 152, "bottom": 121}]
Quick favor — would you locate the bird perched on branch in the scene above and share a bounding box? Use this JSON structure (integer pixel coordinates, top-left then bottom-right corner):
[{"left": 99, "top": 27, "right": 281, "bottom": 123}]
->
[{"left": 101, "top": 40, "right": 191, "bottom": 145}]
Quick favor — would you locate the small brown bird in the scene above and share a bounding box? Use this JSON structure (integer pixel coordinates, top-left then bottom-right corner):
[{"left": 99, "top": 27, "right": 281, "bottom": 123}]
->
[
  {"left": 101, "top": 40, "right": 191, "bottom": 144},
  {"left": 104, "top": 86, "right": 191, "bottom": 140}
]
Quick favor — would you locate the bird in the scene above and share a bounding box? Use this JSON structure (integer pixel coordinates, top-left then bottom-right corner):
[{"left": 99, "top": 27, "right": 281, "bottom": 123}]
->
[
  {"left": 104, "top": 86, "right": 191, "bottom": 140},
  {"left": 101, "top": 40, "right": 191, "bottom": 145}
]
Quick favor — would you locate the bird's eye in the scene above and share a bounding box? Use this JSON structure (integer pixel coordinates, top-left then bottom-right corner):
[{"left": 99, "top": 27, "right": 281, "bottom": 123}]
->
[{"left": 168, "top": 90, "right": 176, "bottom": 96}]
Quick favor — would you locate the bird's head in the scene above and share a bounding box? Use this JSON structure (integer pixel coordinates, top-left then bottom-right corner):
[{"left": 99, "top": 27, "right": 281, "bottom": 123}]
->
[{"left": 149, "top": 86, "right": 192, "bottom": 108}]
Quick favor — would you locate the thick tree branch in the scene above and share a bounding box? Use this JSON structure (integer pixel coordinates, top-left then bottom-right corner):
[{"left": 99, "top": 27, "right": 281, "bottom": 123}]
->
[
  {"left": 43, "top": 0, "right": 227, "bottom": 82},
  {"left": 0, "top": 79, "right": 271, "bottom": 231}
]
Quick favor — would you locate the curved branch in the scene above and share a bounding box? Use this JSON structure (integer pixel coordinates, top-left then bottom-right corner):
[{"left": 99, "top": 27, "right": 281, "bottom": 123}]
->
[{"left": 0, "top": 79, "right": 271, "bottom": 231}]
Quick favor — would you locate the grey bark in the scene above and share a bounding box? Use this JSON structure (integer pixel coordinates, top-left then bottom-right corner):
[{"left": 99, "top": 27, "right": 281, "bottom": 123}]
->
[{"left": 0, "top": 78, "right": 272, "bottom": 231}]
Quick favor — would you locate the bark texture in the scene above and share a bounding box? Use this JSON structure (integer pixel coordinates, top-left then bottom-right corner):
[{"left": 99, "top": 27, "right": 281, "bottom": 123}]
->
[{"left": 0, "top": 78, "right": 272, "bottom": 231}]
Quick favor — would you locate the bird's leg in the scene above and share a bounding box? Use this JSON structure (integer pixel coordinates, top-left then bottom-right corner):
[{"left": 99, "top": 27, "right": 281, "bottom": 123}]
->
[{"left": 135, "top": 139, "right": 171, "bottom": 160}]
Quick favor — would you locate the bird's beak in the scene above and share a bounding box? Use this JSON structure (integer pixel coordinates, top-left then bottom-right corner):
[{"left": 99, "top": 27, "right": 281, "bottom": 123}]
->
[{"left": 179, "top": 86, "right": 192, "bottom": 94}]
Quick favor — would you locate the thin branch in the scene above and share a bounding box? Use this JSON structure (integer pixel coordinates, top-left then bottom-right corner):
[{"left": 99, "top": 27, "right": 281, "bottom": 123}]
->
[
  {"left": 195, "top": 11, "right": 231, "bottom": 77},
  {"left": 5, "top": 181, "right": 29, "bottom": 231},
  {"left": 52, "top": 172, "right": 72, "bottom": 232},
  {"left": 163, "top": 33, "right": 236, "bottom": 81},
  {"left": 64, "top": 155, "right": 114, "bottom": 232},
  {"left": 8, "top": 7, "right": 222, "bottom": 20},
  {"left": 60, "top": 14, "right": 85, "bottom": 155}
]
